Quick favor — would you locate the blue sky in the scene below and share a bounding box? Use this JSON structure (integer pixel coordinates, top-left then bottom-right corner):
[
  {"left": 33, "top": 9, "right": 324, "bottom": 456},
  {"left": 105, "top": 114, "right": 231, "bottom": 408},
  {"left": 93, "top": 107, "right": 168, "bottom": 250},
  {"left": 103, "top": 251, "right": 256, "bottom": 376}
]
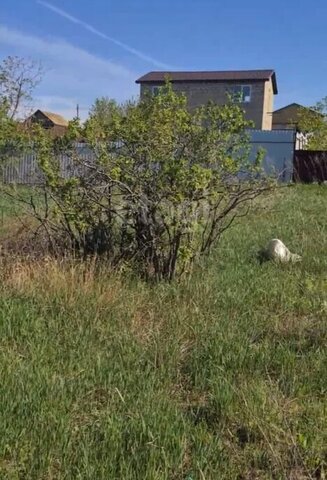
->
[{"left": 1, "top": 0, "right": 327, "bottom": 120}]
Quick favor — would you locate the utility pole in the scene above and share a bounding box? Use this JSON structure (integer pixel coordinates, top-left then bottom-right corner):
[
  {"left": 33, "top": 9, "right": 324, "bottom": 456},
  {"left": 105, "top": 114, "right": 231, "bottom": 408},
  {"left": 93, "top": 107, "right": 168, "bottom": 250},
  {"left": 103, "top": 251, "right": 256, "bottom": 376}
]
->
[{"left": 76, "top": 103, "right": 80, "bottom": 120}]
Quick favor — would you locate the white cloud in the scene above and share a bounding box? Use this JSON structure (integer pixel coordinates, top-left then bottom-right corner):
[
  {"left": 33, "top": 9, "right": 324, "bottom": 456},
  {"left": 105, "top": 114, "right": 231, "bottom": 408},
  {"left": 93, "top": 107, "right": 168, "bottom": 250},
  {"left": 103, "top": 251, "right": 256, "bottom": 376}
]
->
[
  {"left": 37, "top": 0, "right": 173, "bottom": 70},
  {"left": 0, "top": 25, "right": 139, "bottom": 120},
  {"left": 34, "top": 95, "right": 81, "bottom": 119}
]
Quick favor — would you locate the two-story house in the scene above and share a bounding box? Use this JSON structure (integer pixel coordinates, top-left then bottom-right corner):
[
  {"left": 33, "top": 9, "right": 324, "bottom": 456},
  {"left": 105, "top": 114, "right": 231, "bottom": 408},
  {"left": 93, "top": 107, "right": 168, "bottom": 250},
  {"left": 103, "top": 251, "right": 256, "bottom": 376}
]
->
[{"left": 136, "top": 70, "right": 278, "bottom": 130}]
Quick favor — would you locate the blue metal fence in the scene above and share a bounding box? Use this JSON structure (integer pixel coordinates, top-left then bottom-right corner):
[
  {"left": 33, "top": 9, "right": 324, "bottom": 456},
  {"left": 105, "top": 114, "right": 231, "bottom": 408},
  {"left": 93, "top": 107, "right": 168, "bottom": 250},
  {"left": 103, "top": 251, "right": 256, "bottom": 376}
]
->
[
  {"left": 248, "top": 129, "right": 295, "bottom": 183},
  {"left": 2, "top": 131, "right": 296, "bottom": 184}
]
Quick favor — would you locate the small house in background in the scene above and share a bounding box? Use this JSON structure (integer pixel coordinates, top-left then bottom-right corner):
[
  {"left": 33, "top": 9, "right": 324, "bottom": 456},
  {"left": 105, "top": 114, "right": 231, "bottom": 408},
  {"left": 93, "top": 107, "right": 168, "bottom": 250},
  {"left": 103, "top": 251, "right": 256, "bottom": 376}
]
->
[
  {"left": 136, "top": 69, "right": 278, "bottom": 130},
  {"left": 272, "top": 102, "right": 323, "bottom": 131},
  {"left": 24, "top": 110, "right": 68, "bottom": 137},
  {"left": 272, "top": 103, "right": 324, "bottom": 149},
  {"left": 272, "top": 103, "right": 306, "bottom": 130}
]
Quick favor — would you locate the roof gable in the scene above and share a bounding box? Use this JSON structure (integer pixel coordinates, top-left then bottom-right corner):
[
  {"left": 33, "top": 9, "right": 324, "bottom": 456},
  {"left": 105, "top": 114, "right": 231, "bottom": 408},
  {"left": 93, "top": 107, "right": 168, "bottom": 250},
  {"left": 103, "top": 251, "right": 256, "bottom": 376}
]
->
[
  {"left": 273, "top": 103, "right": 304, "bottom": 114},
  {"left": 27, "top": 110, "right": 69, "bottom": 127},
  {"left": 272, "top": 103, "right": 323, "bottom": 125}
]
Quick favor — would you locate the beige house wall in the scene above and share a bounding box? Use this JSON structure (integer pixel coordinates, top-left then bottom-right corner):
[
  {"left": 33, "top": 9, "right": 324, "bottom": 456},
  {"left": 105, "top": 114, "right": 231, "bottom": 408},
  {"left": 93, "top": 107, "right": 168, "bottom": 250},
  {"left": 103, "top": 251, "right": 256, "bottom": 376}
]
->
[{"left": 262, "top": 78, "right": 274, "bottom": 130}]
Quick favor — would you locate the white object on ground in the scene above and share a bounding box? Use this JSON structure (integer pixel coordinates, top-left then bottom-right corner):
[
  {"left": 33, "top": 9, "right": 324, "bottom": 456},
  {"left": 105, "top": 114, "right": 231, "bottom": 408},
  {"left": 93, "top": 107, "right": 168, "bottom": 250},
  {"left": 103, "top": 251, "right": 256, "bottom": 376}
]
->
[{"left": 264, "top": 239, "right": 302, "bottom": 263}]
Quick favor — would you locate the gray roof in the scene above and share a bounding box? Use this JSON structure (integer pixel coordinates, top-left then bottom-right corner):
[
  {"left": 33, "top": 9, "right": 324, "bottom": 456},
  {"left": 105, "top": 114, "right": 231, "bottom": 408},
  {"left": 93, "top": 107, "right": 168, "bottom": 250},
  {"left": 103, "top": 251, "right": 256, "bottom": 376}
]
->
[{"left": 136, "top": 70, "right": 278, "bottom": 94}]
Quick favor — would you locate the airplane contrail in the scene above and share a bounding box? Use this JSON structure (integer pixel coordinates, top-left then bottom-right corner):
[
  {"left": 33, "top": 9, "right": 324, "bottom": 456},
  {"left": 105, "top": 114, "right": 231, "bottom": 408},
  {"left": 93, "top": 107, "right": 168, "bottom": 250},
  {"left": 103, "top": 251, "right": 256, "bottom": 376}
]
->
[{"left": 37, "top": 0, "right": 173, "bottom": 69}]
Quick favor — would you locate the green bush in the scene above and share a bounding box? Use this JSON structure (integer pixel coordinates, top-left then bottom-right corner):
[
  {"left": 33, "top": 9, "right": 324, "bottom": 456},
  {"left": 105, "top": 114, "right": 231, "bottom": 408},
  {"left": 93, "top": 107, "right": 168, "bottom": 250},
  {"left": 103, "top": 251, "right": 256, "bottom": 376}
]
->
[{"left": 9, "top": 83, "right": 269, "bottom": 280}]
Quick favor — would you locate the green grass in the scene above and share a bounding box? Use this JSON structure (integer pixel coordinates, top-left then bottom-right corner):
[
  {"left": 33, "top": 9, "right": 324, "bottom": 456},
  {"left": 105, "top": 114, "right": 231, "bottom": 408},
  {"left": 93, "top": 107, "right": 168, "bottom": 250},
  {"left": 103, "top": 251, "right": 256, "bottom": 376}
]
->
[
  {"left": 0, "top": 185, "right": 326, "bottom": 479},
  {"left": 0, "top": 186, "right": 40, "bottom": 235}
]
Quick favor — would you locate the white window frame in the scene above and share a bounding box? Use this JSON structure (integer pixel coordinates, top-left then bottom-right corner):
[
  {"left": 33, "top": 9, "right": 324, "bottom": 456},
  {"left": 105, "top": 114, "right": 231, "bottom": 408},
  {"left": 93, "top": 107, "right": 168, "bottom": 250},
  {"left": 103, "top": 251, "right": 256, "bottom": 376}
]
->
[{"left": 228, "top": 85, "right": 252, "bottom": 103}]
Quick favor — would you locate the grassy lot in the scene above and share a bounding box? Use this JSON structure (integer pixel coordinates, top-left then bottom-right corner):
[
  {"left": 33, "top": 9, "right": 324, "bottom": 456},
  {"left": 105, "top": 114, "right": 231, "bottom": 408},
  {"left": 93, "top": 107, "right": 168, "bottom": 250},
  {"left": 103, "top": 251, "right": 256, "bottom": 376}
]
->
[{"left": 0, "top": 185, "right": 326, "bottom": 479}]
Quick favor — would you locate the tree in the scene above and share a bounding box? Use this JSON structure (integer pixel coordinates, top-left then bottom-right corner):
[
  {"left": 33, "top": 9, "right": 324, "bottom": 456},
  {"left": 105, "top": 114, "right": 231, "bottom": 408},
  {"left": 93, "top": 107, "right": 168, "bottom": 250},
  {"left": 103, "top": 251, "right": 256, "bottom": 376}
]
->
[
  {"left": 0, "top": 94, "right": 30, "bottom": 162},
  {"left": 11, "top": 83, "right": 271, "bottom": 281},
  {"left": 0, "top": 56, "right": 42, "bottom": 120},
  {"left": 88, "top": 97, "right": 121, "bottom": 127},
  {"left": 298, "top": 97, "right": 327, "bottom": 150}
]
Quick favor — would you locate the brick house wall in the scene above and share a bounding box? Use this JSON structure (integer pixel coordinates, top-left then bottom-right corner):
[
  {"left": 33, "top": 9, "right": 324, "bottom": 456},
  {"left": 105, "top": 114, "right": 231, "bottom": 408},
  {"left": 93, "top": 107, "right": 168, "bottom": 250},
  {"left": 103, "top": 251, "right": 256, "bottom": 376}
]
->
[{"left": 140, "top": 78, "right": 275, "bottom": 130}]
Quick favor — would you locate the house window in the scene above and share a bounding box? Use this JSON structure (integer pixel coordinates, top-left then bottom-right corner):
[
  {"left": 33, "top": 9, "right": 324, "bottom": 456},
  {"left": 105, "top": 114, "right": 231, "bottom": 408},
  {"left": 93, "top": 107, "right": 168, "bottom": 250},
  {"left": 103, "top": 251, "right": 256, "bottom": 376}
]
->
[
  {"left": 150, "top": 86, "right": 161, "bottom": 96},
  {"left": 228, "top": 85, "right": 252, "bottom": 103}
]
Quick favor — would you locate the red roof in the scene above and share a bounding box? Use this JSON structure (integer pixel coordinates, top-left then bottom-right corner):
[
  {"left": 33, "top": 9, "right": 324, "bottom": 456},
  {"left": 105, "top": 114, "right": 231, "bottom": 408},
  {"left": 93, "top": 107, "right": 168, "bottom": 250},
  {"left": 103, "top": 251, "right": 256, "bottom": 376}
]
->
[{"left": 136, "top": 69, "right": 278, "bottom": 94}]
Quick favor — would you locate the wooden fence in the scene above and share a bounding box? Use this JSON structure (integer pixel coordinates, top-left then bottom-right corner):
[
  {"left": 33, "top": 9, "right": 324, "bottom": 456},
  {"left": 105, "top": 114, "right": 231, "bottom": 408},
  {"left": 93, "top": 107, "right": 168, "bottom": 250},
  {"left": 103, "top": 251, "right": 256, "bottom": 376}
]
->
[{"left": 293, "top": 151, "right": 327, "bottom": 183}]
